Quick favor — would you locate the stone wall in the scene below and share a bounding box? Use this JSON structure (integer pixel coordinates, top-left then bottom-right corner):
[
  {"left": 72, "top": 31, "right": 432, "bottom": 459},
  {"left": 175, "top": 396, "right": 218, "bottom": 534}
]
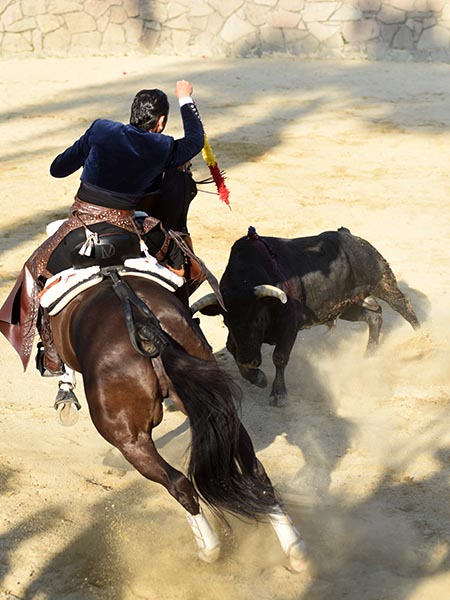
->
[{"left": 1, "top": 0, "right": 449, "bottom": 61}]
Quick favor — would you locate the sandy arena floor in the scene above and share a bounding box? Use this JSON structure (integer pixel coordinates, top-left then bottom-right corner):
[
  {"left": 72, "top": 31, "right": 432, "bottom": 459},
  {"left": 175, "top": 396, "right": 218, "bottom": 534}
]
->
[{"left": 0, "top": 55, "right": 449, "bottom": 600}]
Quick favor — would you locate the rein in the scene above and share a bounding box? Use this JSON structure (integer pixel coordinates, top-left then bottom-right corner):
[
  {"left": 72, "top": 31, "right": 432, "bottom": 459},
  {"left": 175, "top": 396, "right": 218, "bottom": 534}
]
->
[
  {"left": 247, "top": 226, "right": 294, "bottom": 298},
  {"left": 167, "top": 230, "right": 226, "bottom": 310}
]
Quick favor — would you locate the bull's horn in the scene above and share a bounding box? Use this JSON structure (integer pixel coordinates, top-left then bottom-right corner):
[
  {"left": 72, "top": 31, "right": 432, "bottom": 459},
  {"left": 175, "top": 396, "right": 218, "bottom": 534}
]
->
[
  {"left": 253, "top": 285, "right": 287, "bottom": 304},
  {"left": 190, "top": 293, "right": 219, "bottom": 314}
]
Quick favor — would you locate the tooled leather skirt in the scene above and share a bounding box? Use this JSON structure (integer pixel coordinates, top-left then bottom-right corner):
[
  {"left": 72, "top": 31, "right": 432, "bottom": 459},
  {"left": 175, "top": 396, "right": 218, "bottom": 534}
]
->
[{"left": 28, "top": 197, "right": 160, "bottom": 280}]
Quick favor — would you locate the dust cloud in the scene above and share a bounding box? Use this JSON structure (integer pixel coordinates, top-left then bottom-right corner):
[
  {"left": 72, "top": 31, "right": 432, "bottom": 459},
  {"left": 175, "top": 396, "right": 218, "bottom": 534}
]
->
[{"left": 0, "top": 55, "right": 449, "bottom": 599}]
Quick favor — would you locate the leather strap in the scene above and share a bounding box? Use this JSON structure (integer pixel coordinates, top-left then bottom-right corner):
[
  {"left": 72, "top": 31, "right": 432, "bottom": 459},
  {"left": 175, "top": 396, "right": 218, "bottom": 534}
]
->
[
  {"left": 105, "top": 268, "right": 168, "bottom": 358},
  {"left": 167, "top": 230, "right": 226, "bottom": 311}
]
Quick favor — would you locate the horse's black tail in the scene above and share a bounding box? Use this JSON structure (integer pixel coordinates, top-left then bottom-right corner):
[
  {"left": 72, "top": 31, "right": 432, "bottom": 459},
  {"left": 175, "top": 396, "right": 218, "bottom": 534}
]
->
[{"left": 158, "top": 343, "right": 278, "bottom": 521}]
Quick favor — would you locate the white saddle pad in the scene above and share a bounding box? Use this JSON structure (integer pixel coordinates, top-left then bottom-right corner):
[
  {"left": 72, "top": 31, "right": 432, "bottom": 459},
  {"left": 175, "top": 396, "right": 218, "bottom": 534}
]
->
[
  {"left": 39, "top": 266, "right": 103, "bottom": 315},
  {"left": 39, "top": 258, "right": 184, "bottom": 316},
  {"left": 120, "top": 256, "right": 184, "bottom": 290}
]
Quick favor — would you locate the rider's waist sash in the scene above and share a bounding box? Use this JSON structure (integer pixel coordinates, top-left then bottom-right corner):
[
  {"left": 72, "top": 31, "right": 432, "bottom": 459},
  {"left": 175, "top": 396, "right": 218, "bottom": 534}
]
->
[{"left": 76, "top": 180, "right": 144, "bottom": 210}]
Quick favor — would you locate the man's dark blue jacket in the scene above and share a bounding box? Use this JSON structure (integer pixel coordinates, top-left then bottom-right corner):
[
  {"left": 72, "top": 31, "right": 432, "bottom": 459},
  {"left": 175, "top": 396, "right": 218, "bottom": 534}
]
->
[{"left": 50, "top": 102, "right": 204, "bottom": 209}]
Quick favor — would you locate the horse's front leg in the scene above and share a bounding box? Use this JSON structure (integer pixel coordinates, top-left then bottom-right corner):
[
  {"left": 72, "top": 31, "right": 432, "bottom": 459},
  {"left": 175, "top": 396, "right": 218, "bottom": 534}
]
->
[{"left": 119, "top": 433, "right": 221, "bottom": 563}]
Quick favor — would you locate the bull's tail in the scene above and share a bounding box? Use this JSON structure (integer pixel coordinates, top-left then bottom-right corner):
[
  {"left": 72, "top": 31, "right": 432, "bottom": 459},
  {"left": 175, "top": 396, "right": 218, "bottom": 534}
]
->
[
  {"left": 357, "top": 248, "right": 420, "bottom": 330},
  {"left": 340, "top": 230, "right": 420, "bottom": 330},
  {"left": 157, "top": 342, "right": 277, "bottom": 520},
  {"left": 372, "top": 260, "right": 420, "bottom": 329}
]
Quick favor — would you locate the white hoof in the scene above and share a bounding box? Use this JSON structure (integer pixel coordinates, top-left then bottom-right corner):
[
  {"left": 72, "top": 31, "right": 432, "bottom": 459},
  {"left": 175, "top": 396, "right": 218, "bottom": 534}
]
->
[
  {"left": 197, "top": 544, "right": 221, "bottom": 563},
  {"left": 288, "top": 541, "right": 308, "bottom": 574}
]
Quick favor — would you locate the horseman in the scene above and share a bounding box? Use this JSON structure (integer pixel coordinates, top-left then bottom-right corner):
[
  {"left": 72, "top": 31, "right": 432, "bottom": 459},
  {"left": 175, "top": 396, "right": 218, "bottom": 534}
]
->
[{"left": 0, "top": 79, "right": 205, "bottom": 380}]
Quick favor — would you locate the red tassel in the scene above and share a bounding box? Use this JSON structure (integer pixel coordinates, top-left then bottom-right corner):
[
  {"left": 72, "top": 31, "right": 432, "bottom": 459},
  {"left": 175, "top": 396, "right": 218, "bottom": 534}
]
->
[{"left": 208, "top": 163, "right": 230, "bottom": 207}]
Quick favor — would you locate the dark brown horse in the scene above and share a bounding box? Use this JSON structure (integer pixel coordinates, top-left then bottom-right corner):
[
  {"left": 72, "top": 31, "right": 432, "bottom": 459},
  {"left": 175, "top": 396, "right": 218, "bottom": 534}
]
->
[{"left": 49, "top": 272, "right": 307, "bottom": 570}]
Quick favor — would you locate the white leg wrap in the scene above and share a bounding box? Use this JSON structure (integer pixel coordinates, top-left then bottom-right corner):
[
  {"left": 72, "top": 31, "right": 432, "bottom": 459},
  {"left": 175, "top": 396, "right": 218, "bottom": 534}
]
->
[
  {"left": 185, "top": 509, "right": 221, "bottom": 563},
  {"left": 269, "top": 504, "right": 307, "bottom": 573},
  {"left": 59, "top": 366, "right": 77, "bottom": 388}
]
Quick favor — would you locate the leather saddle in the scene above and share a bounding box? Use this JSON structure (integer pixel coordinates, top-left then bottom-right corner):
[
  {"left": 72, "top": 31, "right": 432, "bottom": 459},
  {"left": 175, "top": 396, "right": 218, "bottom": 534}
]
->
[{"left": 70, "top": 231, "right": 141, "bottom": 269}]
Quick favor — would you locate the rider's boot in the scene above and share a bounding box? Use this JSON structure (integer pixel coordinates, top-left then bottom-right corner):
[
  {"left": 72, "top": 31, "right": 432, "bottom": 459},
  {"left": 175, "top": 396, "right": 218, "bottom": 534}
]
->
[{"left": 36, "top": 310, "right": 65, "bottom": 376}]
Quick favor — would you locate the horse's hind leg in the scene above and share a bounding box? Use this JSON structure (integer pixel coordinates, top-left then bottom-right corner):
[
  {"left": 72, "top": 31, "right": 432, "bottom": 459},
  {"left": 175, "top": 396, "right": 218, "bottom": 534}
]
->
[
  {"left": 119, "top": 434, "right": 221, "bottom": 562},
  {"left": 121, "top": 434, "right": 198, "bottom": 511},
  {"left": 238, "top": 426, "right": 307, "bottom": 573}
]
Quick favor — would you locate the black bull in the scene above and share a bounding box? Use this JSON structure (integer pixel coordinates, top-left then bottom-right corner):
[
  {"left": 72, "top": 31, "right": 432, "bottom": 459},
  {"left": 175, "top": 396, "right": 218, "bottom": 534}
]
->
[{"left": 191, "top": 228, "right": 420, "bottom": 406}]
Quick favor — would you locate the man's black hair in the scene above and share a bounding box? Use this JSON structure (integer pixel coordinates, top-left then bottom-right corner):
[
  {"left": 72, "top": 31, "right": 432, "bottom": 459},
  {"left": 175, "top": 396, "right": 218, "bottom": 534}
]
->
[{"left": 129, "top": 89, "right": 169, "bottom": 131}]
